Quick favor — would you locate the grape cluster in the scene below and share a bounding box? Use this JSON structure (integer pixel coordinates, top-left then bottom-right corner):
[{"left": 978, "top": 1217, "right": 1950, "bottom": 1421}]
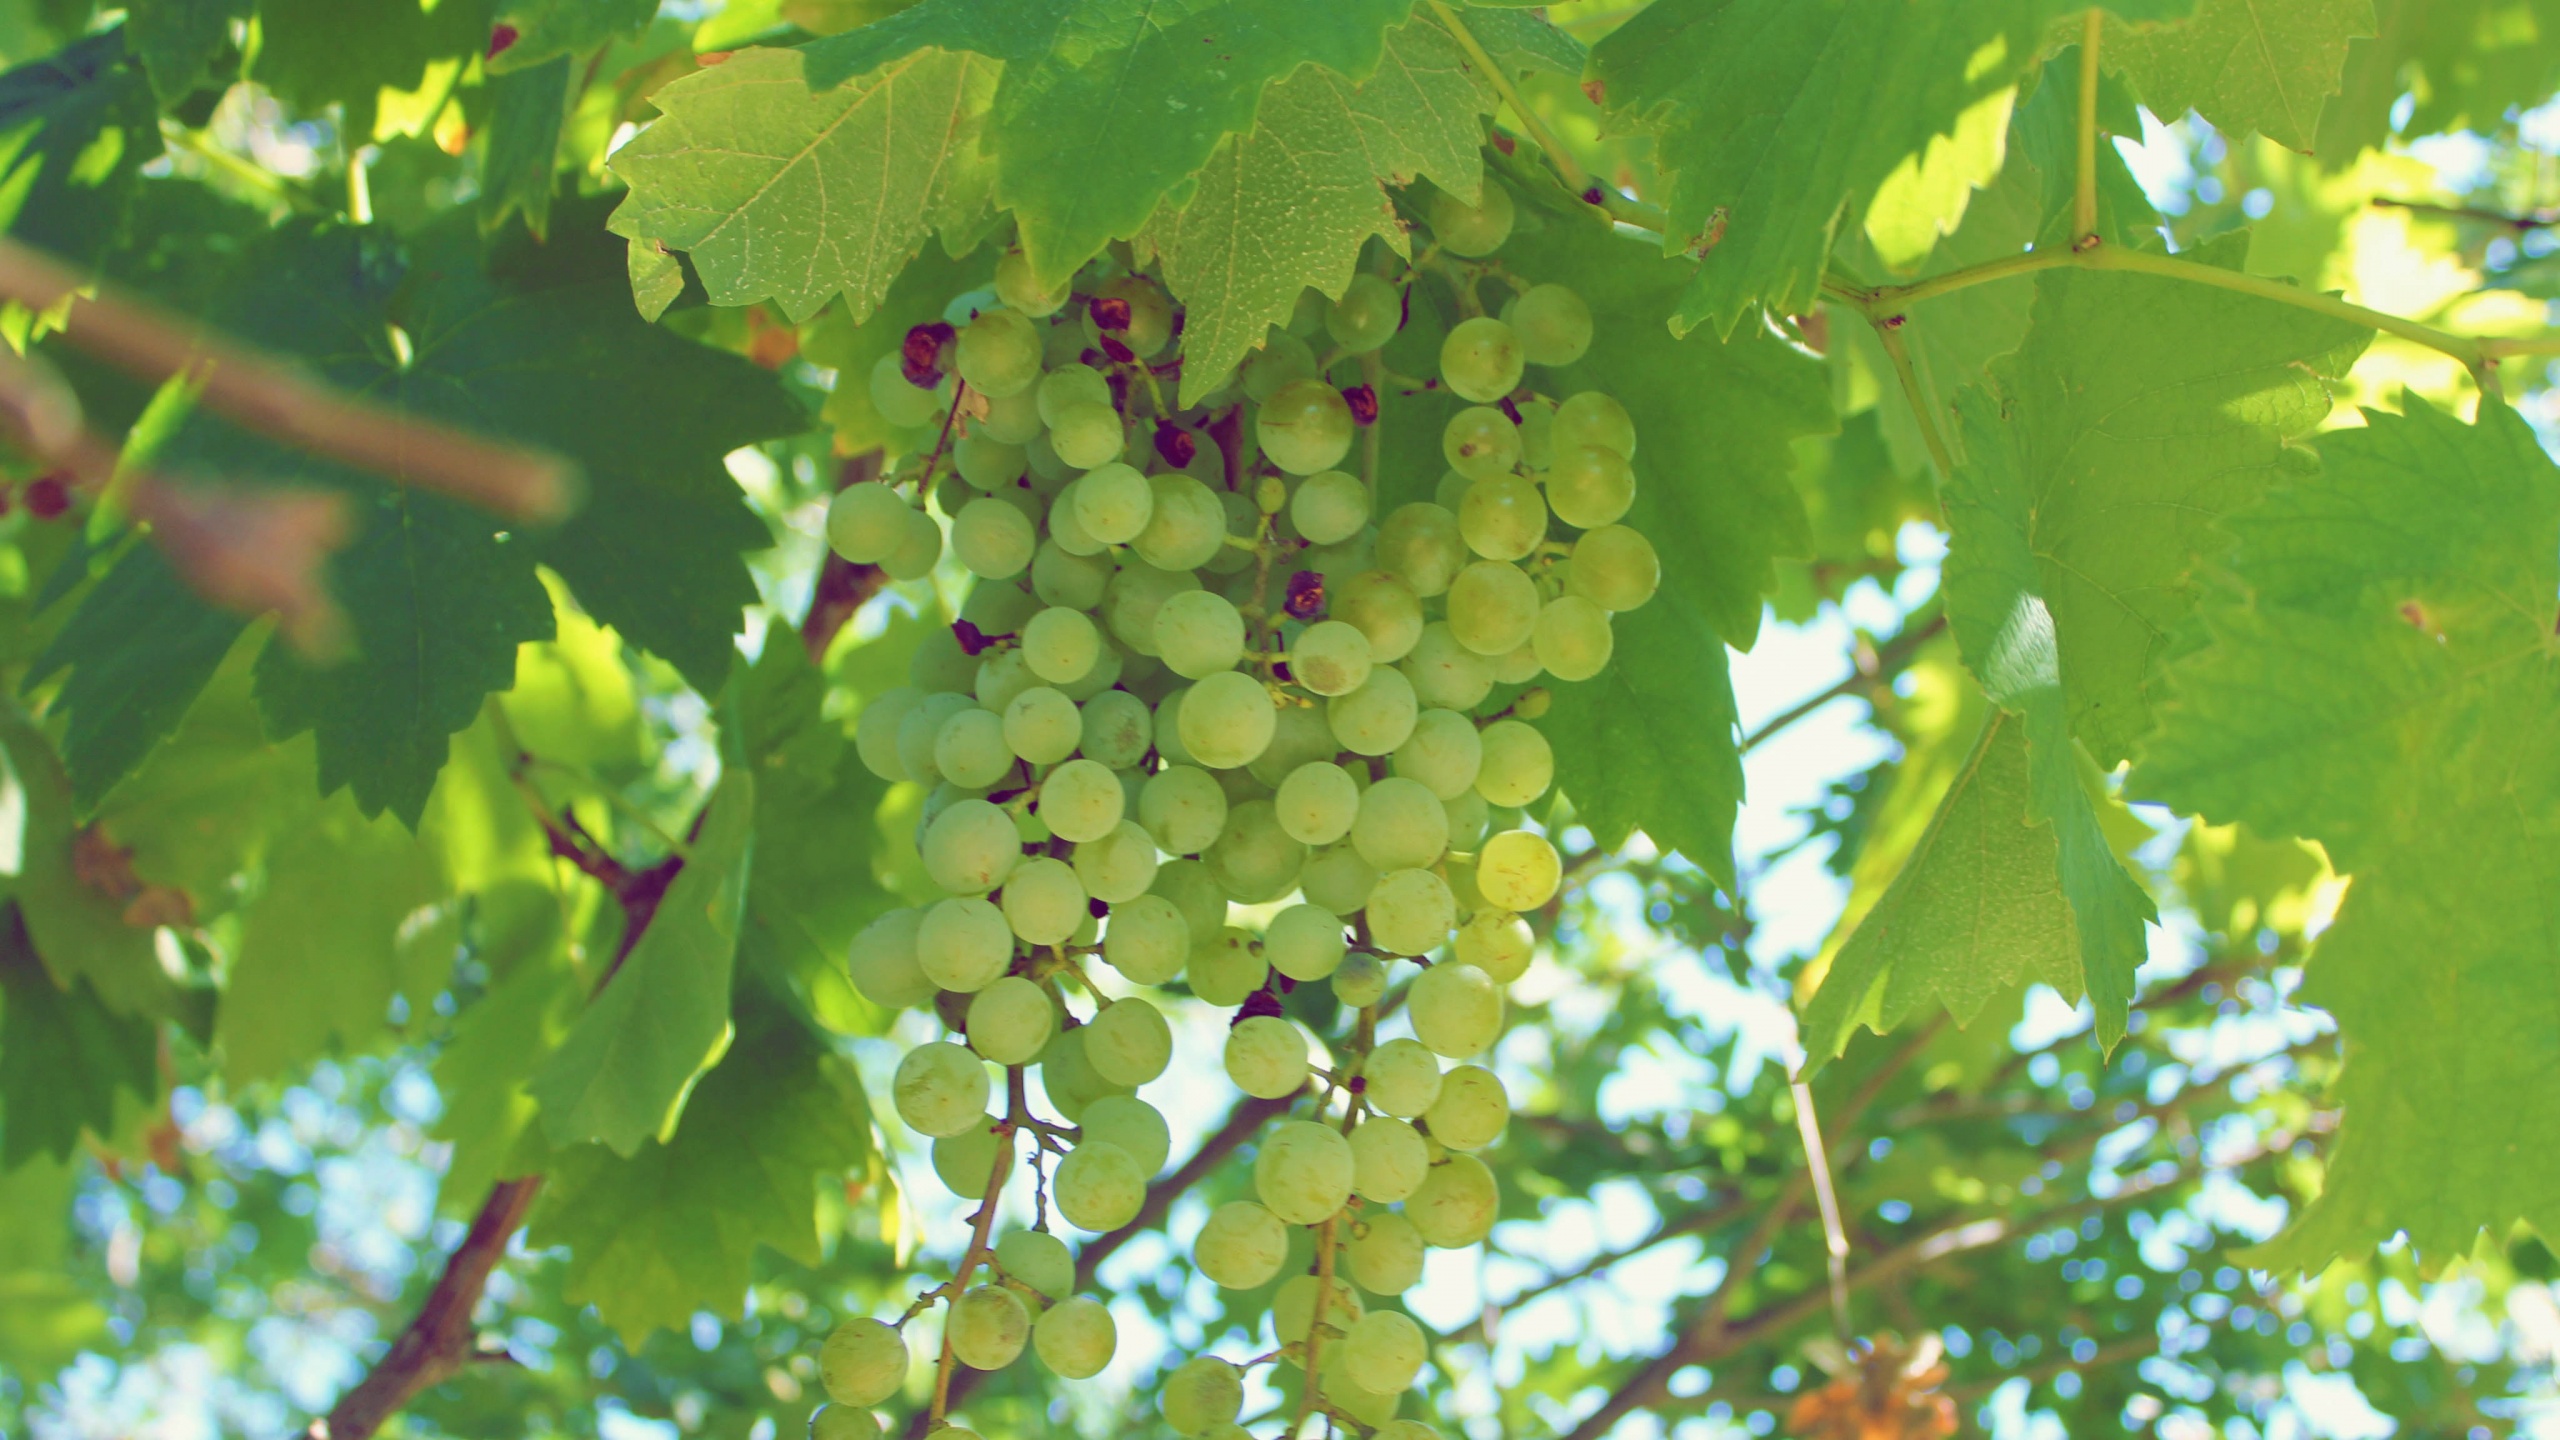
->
[{"left": 807, "top": 178, "right": 1660, "bottom": 1438}]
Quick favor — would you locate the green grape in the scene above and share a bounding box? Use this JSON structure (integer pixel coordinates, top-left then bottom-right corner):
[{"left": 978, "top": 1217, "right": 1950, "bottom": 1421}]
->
[
  {"left": 1350, "top": 1115, "right": 1428, "bottom": 1202},
  {"left": 1433, "top": 468, "right": 1475, "bottom": 513},
  {"left": 1334, "top": 570, "right": 1425, "bottom": 664},
  {"left": 894, "top": 1041, "right": 992, "bottom": 1137},
  {"left": 1206, "top": 488, "right": 1258, "bottom": 575},
  {"left": 855, "top": 687, "right": 923, "bottom": 783},
  {"left": 1247, "top": 701, "right": 1337, "bottom": 788},
  {"left": 966, "top": 975, "right": 1056, "bottom": 1063},
  {"left": 1026, "top": 429, "right": 1075, "bottom": 484},
  {"left": 934, "top": 1119, "right": 1006, "bottom": 1198},
  {"left": 1243, "top": 328, "right": 1319, "bottom": 401},
  {"left": 1362, "top": 1037, "right": 1443, "bottom": 1117},
  {"left": 1408, "top": 1152, "right": 1498, "bottom": 1247},
  {"left": 1428, "top": 180, "right": 1514, "bottom": 256},
  {"left": 1258, "top": 378, "right": 1355, "bottom": 476},
  {"left": 1400, "top": 624, "right": 1494, "bottom": 711},
  {"left": 1509, "top": 282, "right": 1593, "bottom": 367},
  {"left": 1533, "top": 594, "right": 1614, "bottom": 681},
  {"left": 957, "top": 309, "right": 1043, "bottom": 399},
  {"left": 869, "top": 352, "right": 944, "bottom": 428},
  {"left": 949, "top": 1284, "right": 1030, "bottom": 1370},
  {"left": 1352, "top": 777, "right": 1450, "bottom": 871},
  {"left": 1331, "top": 949, "right": 1388, "bottom": 1007},
  {"left": 1392, "top": 709, "right": 1484, "bottom": 801},
  {"left": 1564, "top": 524, "right": 1660, "bottom": 612},
  {"left": 1101, "top": 893, "right": 1191, "bottom": 984},
  {"left": 1133, "top": 473, "right": 1228, "bottom": 572},
  {"left": 1050, "top": 402, "right": 1127, "bottom": 470},
  {"left": 982, "top": 385, "right": 1049, "bottom": 445},
  {"left": 1439, "top": 317, "right": 1524, "bottom": 403},
  {"left": 1054, "top": 1140, "right": 1146, "bottom": 1230},
  {"left": 1139, "top": 764, "right": 1229, "bottom": 855},
  {"left": 1062, "top": 646, "right": 1126, "bottom": 703},
  {"left": 1290, "top": 619, "right": 1375, "bottom": 697},
  {"left": 1274, "top": 1272, "right": 1364, "bottom": 1342},
  {"left": 1072, "top": 461, "right": 1153, "bottom": 543},
  {"left": 1446, "top": 560, "right": 1541, "bottom": 657},
  {"left": 1326, "top": 272, "right": 1403, "bottom": 352},
  {"left": 1304, "top": 843, "right": 1380, "bottom": 916},
  {"left": 1179, "top": 670, "right": 1277, "bottom": 770},
  {"left": 1548, "top": 444, "right": 1635, "bottom": 530},
  {"left": 1037, "top": 1027, "right": 1129, "bottom": 1124},
  {"left": 1037, "top": 759, "right": 1121, "bottom": 844},
  {"left": 1079, "top": 689, "right": 1154, "bottom": 768},
  {"left": 1033, "top": 1295, "right": 1116, "bottom": 1379},
  {"left": 917, "top": 896, "right": 1012, "bottom": 992},
  {"left": 1458, "top": 474, "right": 1547, "bottom": 562},
  {"left": 821, "top": 1317, "right": 910, "bottom": 1406},
  {"left": 1377, "top": 1422, "right": 1443, "bottom": 1440},
  {"left": 1047, "top": 483, "right": 1108, "bottom": 557},
  {"left": 995, "top": 251, "right": 1068, "bottom": 317},
  {"left": 914, "top": 624, "right": 981, "bottom": 690},
  {"left": 1328, "top": 667, "right": 1420, "bottom": 756},
  {"left": 972, "top": 647, "right": 1039, "bottom": 716},
  {"left": 1343, "top": 1310, "right": 1427, "bottom": 1394},
  {"left": 1089, "top": 276, "right": 1174, "bottom": 357},
  {"left": 1376, "top": 502, "right": 1467, "bottom": 597},
  {"left": 1152, "top": 857, "right": 1230, "bottom": 940},
  {"left": 1475, "top": 719, "right": 1554, "bottom": 807},
  {"left": 954, "top": 433, "right": 1028, "bottom": 491},
  {"left": 1110, "top": 563, "right": 1205, "bottom": 661},
  {"left": 1038, "top": 363, "right": 1112, "bottom": 425},
  {"left": 997, "top": 1229, "right": 1074, "bottom": 1300},
  {"left": 1444, "top": 788, "right": 1489, "bottom": 851},
  {"left": 811, "top": 1405, "right": 880, "bottom": 1440},
  {"left": 1365, "top": 867, "right": 1455, "bottom": 956},
  {"left": 953, "top": 497, "right": 1036, "bottom": 579},
  {"left": 882, "top": 504, "right": 945, "bottom": 581},
  {"left": 1514, "top": 395, "right": 1557, "bottom": 468},
  {"left": 1265, "top": 902, "right": 1347, "bottom": 981},
  {"left": 1455, "top": 909, "right": 1534, "bottom": 982},
  {"left": 1224, "top": 1014, "right": 1311, "bottom": 1099},
  {"left": 999, "top": 856, "right": 1088, "bottom": 945},
  {"left": 1071, "top": 819, "right": 1159, "bottom": 903},
  {"left": 828, "top": 484, "right": 913, "bottom": 563},
  {"left": 1255, "top": 1119, "right": 1355, "bottom": 1224},
  {"left": 1082, "top": 1093, "right": 1170, "bottom": 1174},
  {"left": 934, "top": 706, "right": 1013, "bottom": 790},
  {"left": 1290, "top": 469, "right": 1371, "bottom": 545},
  {"left": 1194, "top": 1200, "right": 1289, "bottom": 1289},
  {"left": 1031, "top": 540, "right": 1112, "bottom": 611},
  {"left": 1276, "top": 761, "right": 1361, "bottom": 847},
  {"left": 1162, "top": 1357, "right": 1244, "bottom": 1437},
  {"left": 963, "top": 573, "right": 1039, "bottom": 632},
  {"left": 1153, "top": 590, "right": 1246, "bottom": 679},
  {"left": 923, "top": 799, "right": 1021, "bottom": 894},
  {"left": 1188, "top": 924, "right": 1269, "bottom": 1005},
  {"left": 1409, "top": 958, "right": 1503, "bottom": 1056},
  {"left": 1020, "top": 607, "right": 1100, "bottom": 685},
  {"left": 1002, "top": 686, "right": 1082, "bottom": 766},
  {"left": 1203, "top": 799, "right": 1307, "bottom": 903},
  {"left": 1426, "top": 1063, "right": 1510, "bottom": 1151},
  {"left": 1083, "top": 997, "right": 1172, "bottom": 1086},
  {"left": 1154, "top": 689, "right": 1201, "bottom": 771},
  {"left": 1442, "top": 406, "right": 1521, "bottom": 482},
  {"left": 1346, "top": 1212, "right": 1426, "bottom": 1296},
  {"left": 895, "top": 691, "right": 971, "bottom": 787},
  {"left": 848, "top": 908, "right": 934, "bottom": 1009},
  {"left": 1554, "top": 390, "right": 1636, "bottom": 459}
]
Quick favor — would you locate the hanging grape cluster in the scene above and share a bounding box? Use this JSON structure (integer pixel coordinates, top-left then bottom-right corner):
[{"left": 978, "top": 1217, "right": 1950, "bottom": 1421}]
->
[{"left": 808, "top": 178, "right": 1662, "bottom": 1440}]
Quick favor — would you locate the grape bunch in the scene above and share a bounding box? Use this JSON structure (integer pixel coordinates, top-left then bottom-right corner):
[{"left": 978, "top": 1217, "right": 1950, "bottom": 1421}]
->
[{"left": 806, "top": 177, "right": 1661, "bottom": 1439}]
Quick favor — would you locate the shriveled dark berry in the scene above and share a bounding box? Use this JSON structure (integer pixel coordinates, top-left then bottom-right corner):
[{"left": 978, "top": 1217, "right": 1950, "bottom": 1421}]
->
[
  {"left": 900, "top": 321, "right": 955, "bottom": 387},
  {"left": 1154, "top": 422, "right": 1197, "bottom": 468},
  {"left": 1089, "top": 295, "right": 1133, "bottom": 332},
  {"left": 952, "top": 619, "right": 992, "bottom": 655},
  {"left": 25, "top": 474, "right": 70, "bottom": 520},
  {"left": 1342, "top": 383, "right": 1378, "bottom": 425},
  {"left": 1235, "top": 987, "right": 1287, "bottom": 1023},
  {"left": 1285, "top": 570, "right": 1325, "bottom": 620},
  {"left": 1097, "top": 334, "right": 1135, "bottom": 364}
]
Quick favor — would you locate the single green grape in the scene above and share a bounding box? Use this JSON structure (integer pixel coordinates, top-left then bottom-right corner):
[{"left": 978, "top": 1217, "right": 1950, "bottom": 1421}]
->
[
  {"left": 827, "top": 484, "right": 913, "bottom": 564},
  {"left": 1458, "top": 474, "right": 1547, "bottom": 562},
  {"left": 1289, "top": 469, "right": 1371, "bottom": 545},
  {"left": 1258, "top": 379, "right": 1355, "bottom": 475},
  {"left": 1442, "top": 405, "right": 1522, "bottom": 482},
  {"left": 1428, "top": 180, "right": 1515, "bottom": 256},
  {"left": 1326, "top": 273, "right": 1404, "bottom": 353},
  {"left": 1446, "top": 560, "right": 1541, "bottom": 657},
  {"left": 1409, "top": 958, "right": 1503, "bottom": 1056},
  {"left": 1564, "top": 523, "right": 1661, "bottom": 611},
  {"left": 1508, "top": 283, "right": 1593, "bottom": 366},
  {"left": 1439, "top": 317, "right": 1523, "bottom": 403},
  {"left": 1533, "top": 594, "right": 1614, "bottom": 681}
]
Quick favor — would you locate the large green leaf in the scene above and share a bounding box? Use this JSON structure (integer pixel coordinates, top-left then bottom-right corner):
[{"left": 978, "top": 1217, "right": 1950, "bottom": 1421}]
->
[
  {"left": 0, "top": 902, "right": 156, "bottom": 1168},
  {"left": 1590, "top": 0, "right": 2193, "bottom": 336},
  {"left": 2133, "top": 398, "right": 2560, "bottom": 1268},
  {"left": 479, "top": 54, "right": 570, "bottom": 235},
  {"left": 2107, "top": 0, "right": 2376, "bottom": 151},
  {"left": 428, "top": 902, "right": 583, "bottom": 1212},
  {"left": 488, "top": 0, "right": 658, "bottom": 71},
  {"left": 607, "top": 46, "right": 998, "bottom": 324},
  {"left": 251, "top": 0, "right": 498, "bottom": 133},
  {"left": 122, "top": 0, "right": 249, "bottom": 101},
  {"left": 1140, "top": 11, "right": 1494, "bottom": 405},
  {"left": 800, "top": 0, "right": 1419, "bottom": 290},
  {"left": 530, "top": 771, "right": 754, "bottom": 1156},
  {"left": 2316, "top": 0, "right": 2560, "bottom": 159},
  {"left": 0, "top": 703, "right": 168, "bottom": 1019},
  {"left": 527, "top": 1009, "right": 871, "bottom": 1345},
  {"left": 0, "top": 31, "right": 158, "bottom": 272}
]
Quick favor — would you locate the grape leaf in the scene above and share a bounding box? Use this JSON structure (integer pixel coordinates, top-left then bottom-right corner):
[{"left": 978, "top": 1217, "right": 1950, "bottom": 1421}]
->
[
  {"left": 123, "top": 0, "right": 250, "bottom": 101},
  {"left": 2317, "top": 0, "right": 2560, "bottom": 159},
  {"left": 531, "top": 771, "right": 753, "bottom": 1156},
  {"left": 1589, "top": 0, "right": 2194, "bottom": 337},
  {"left": 479, "top": 54, "right": 570, "bottom": 235},
  {"left": 2107, "top": 0, "right": 2376, "bottom": 151},
  {"left": 0, "top": 702, "right": 169, "bottom": 1019},
  {"left": 2133, "top": 397, "right": 2560, "bottom": 1267},
  {"left": 0, "top": 31, "right": 159, "bottom": 272},
  {"left": 800, "top": 0, "right": 1419, "bottom": 291},
  {"left": 0, "top": 1154, "right": 108, "bottom": 1374},
  {"left": 1140, "top": 11, "right": 1495, "bottom": 406},
  {"left": 429, "top": 915, "right": 582, "bottom": 1212},
  {"left": 27, "top": 545, "right": 247, "bottom": 813},
  {"left": 527, "top": 1008, "right": 870, "bottom": 1346},
  {"left": 488, "top": 0, "right": 658, "bottom": 71},
  {"left": 607, "top": 46, "right": 999, "bottom": 324},
  {"left": 1456, "top": 6, "right": 1587, "bottom": 77},
  {"left": 1802, "top": 712, "right": 2082, "bottom": 1063},
  {"left": 251, "top": 0, "right": 498, "bottom": 134},
  {"left": 0, "top": 902, "right": 156, "bottom": 1167}
]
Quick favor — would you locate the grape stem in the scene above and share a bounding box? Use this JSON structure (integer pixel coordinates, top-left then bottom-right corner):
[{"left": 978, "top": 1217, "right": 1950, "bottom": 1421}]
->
[
  {"left": 928, "top": 1067, "right": 1028, "bottom": 1424},
  {"left": 2074, "top": 9, "right": 2102, "bottom": 246},
  {"left": 1291, "top": 1212, "right": 1344, "bottom": 1440}
]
